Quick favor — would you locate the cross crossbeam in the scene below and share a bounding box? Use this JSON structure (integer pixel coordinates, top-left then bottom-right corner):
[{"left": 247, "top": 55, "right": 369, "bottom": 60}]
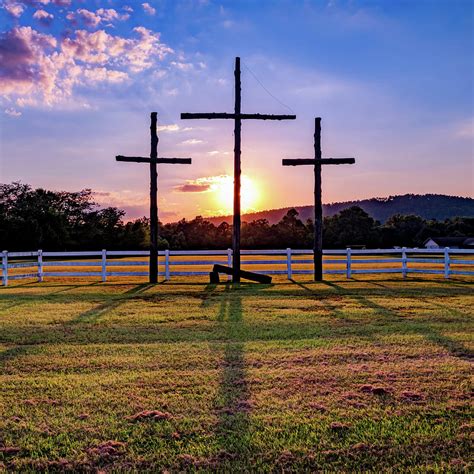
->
[
  {"left": 181, "top": 113, "right": 295, "bottom": 120},
  {"left": 115, "top": 112, "right": 192, "bottom": 283},
  {"left": 116, "top": 156, "right": 192, "bottom": 164},
  {"left": 282, "top": 117, "right": 355, "bottom": 281},
  {"left": 181, "top": 56, "right": 296, "bottom": 282},
  {"left": 282, "top": 158, "right": 355, "bottom": 166}
]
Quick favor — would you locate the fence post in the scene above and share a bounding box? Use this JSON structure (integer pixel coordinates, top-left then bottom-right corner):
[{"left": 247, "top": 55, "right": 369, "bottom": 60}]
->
[
  {"left": 444, "top": 247, "right": 450, "bottom": 279},
  {"left": 227, "top": 248, "right": 232, "bottom": 281},
  {"left": 402, "top": 247, "right": 407, "bottom": 278},
  {"left": 2, "top": 251, "right": 7, "bottom": 287},
  {"left": 38, "top": 249, "right": 43, "bottom": 282},
  {"left": 346, "top": 248, "right": 351, "bottom": 279},
  {"left": 286, "top": 248, "right": 292, "bottom": 280},
  {"left": 165, "top": 249, "right": 170, "bottom": 280},
  {"left": 101, "top": 249, "right": 107, "bottom": 282}
]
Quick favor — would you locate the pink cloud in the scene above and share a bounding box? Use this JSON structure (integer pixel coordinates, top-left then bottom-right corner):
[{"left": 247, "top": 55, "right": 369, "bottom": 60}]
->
[
  {"left": 76, "top": 9, "right": 101, "bottom": 28},
  {"left": 66, "top": 8, "right": 130, "bottom": 28},
  {"left": 0, "top": 26, "right": 172, "bottom": 106},
  {"left": 4, "top": 2, "right": 25, "bottom": 17},
  {"left": 33, "top": 9, "right": 54, "bottom": 26},
  {"left": 0, "top": 27, "right": 57, "bottom": 96}
]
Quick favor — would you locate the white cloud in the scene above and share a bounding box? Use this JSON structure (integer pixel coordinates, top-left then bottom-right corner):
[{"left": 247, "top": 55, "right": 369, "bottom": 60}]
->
[
  {"left": 170, "top": 61, "right": 194, "bottom": 71},
  {"left": 180, "top": 139, "right": 204, "bottom": 145},
  {"left": 4, "top": 107, "right": 22, "bottom": 117},
  {"left": 157, "top": 124, "right": 193, "bottom": 132},
  {"left": 207, "top": 150, "right": 230, "bottom": 156},
  {"left": 142, "top": 2, "right": 156, "bottom": 15}
]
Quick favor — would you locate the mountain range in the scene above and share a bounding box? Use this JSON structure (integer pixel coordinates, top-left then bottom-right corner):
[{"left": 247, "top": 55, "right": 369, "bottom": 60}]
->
[{"left": 205, "top": 194, "right": 474, "bottom": 225}]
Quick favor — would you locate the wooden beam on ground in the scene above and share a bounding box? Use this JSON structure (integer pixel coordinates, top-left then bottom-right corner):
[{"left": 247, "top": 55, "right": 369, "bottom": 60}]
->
[
  {"left": 213, "top": 264, "right": 272, "bottom": 284},
  {"left": 180, "top": 57, "right": 295, "bottom": 283}
]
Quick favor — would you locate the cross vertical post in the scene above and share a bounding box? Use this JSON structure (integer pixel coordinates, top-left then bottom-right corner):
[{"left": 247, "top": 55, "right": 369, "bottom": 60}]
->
[
  {"left": 282, "top": 118, "right": 355, "bottom": 281},
  {"left": 116, "top": 113, "right": 192, "bottom": 283},
  {"left": 314, "top": 118, "right": 323, "bottom": 281},
  {"left": 181, "top": 56, "right": 296, "bottom": 283},
  {"left": 150, "top": 112, "right": 159, "bottom": 283},
  {"left": 233, "top": 57, "right": 242, "bottom": 281}
]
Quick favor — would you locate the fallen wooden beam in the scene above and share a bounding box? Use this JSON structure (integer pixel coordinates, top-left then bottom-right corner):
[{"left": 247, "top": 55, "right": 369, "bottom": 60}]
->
[
  {"left": 212, "top": 264, "right": 272, "bottom": 284},
  {"left": 209, "top": 271, "right": 220, "bottom": 284}
]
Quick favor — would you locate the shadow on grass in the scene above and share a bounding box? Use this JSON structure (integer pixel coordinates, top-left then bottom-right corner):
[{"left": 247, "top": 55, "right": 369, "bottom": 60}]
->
[
  {"left": 321, "top": 281, "right": 473, "bottom": 362},
  {"left": 289, "top": 279, "right": 348, "bottom": 319},
  {"left": 70, "top": 283, "right": 154, "bottom": 323},
  {"left": 215, "top": 284, "right": 250, "bottom": 459},
  {"left": 0, "top": 345, "right": 30, "bottom": 366},
  {"left": 207, "top": 282, "right": 274, "bottom": 462},
  {"left": 0, "top": 284, "right": 93, "bottom": 314}
]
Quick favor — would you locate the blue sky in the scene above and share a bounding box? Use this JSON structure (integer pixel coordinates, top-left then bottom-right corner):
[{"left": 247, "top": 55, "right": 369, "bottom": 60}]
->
[{"left": 1, "top": 0, "right": 472, "bottom": 221}]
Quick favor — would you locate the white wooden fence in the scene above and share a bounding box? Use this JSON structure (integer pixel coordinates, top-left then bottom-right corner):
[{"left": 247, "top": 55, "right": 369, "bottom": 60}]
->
[{"left": 1, "top": 248, "right": 473, "bottom": 286}]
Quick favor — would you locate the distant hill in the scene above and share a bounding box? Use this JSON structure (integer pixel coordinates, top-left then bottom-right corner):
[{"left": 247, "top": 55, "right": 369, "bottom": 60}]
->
[{"left": 205, "top": 194, "right": 474, "bottom": 225}]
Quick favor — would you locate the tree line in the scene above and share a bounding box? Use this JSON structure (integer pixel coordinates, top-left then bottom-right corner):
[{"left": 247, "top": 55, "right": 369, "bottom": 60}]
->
[{"left": 1, "top": 182, "right": 473, "bottom": 251}]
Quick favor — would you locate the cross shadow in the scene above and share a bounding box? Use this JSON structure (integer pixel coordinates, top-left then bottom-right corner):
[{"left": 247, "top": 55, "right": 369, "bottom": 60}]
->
[
  {"left": 0, "top": 345, "right": 30, "bottom": 367},
  {"left": 70, "top": 283, "right": 154, "bottom": 323},
  {"left": 0, "top": 284, "right": 89, "bottom": 314},
  {"left": 210, "top": 283, "right": 252, "bottom": 462},
  {"left": 289, "top": 279, "right": 347, "bottom": 319},
  {"left": 322, "top": 281, "right": 473, "bottom": 362}
]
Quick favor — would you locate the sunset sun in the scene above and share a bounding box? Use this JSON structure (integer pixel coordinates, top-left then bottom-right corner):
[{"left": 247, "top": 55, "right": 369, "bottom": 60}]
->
[{"left": 213, "top": 175, "right": 260, "bottom": 214}]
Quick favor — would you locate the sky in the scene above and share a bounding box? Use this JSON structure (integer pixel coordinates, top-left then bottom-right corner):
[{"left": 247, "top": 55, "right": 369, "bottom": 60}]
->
[{"left": 0, "top": 0, "right": 473, "bottom": 222}]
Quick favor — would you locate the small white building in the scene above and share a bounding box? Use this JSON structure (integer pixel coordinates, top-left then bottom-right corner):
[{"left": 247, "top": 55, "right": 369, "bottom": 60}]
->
[{"left": 424, "top": 237, "right": 473, "bottom": 249}]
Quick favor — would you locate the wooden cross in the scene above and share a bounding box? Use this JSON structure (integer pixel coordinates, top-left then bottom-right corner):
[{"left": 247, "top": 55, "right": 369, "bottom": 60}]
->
[
  {"left": 181, "top": 56, "right": 296, "bottom": 282},
  {"left": 116, "top": 112, "right": 191, "bottom": 283},
  {"left": 283, "top": 117, "right": 355, "bottom": 281}
]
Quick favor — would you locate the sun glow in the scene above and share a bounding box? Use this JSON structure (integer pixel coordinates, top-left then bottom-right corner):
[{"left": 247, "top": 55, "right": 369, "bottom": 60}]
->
[{"left": 213, "top": 175, "right": 260, "bottom": 214}]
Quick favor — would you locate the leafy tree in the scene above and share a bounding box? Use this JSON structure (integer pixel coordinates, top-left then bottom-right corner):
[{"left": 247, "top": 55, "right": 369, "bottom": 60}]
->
[
  {"left": 323, "top": 206, "right": 379, "bottom": 248},
  {"left": 1, "top": 182, "right": 472, "bottom": 251}
]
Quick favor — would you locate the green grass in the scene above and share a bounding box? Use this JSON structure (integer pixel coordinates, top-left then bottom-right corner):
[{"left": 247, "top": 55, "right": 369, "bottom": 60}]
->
[{"left": 0, "top": 276, "right": 473, "bottom": 472}]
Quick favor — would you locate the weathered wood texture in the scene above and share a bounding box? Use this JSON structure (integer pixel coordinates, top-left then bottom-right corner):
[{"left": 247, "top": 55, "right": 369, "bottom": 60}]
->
[
  {"left": 282, "top": 117, "right": 355, "bottom": 281},
  {"left": 233, "top": 57, "right": 242, "bottom": 282},
  {"left": 181, "top": 113, "right": 295, "bottom": 120},
  {"left": 181, "top": 56, "right": 295, "bottom": 283},
  {"left": 116, "top": 156, "right": 191, "bottom": 164},
  {"left": 213, "top": 264, "right": 273, "bottom": 284},
  {"left": 149, "top": 113, "right": 159, "bottom": 283},
  {"left": 282, "top": 158, "right": 355, "bottom": 166},
  {"left": 115, "top": 112, "right": 192, "bottom": 283}
]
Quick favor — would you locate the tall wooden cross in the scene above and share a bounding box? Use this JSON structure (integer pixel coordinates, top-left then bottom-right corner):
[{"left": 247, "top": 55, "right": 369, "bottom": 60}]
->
[
  {"left": 283, "top": 117, "right": 355, "bottom": 281},
  {"left": 116, "top": 112, "right": 191, "bottom": 283},
  {"left": 181, "top": 56, "right": 296, "bottom": 282}
]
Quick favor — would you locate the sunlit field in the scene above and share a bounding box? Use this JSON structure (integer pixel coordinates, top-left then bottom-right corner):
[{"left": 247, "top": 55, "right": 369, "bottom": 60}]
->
[{"left": 1, "top": 274, "right": 472, "bottom": 471}]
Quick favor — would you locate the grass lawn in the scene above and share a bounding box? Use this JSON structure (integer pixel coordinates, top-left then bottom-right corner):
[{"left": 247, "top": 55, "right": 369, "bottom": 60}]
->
[{"left": 0, "top": 275, "right": 472, "bottom": 471}]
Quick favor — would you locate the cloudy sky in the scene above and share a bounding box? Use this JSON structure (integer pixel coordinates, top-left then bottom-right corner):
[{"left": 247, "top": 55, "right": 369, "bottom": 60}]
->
[{"left": 1, "top": 0, "right": 472, "bottom": 222}]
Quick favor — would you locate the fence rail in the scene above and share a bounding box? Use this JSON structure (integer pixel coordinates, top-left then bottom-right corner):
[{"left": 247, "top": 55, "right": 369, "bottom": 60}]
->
[{"left": 1, "top": 248, "right": 473, "bottom": 285}]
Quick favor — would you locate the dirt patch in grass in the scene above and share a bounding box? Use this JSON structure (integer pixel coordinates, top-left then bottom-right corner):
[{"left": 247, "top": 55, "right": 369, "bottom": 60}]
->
[{"left": 126, "top": 410, "right": 173, "bottom": 422}]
